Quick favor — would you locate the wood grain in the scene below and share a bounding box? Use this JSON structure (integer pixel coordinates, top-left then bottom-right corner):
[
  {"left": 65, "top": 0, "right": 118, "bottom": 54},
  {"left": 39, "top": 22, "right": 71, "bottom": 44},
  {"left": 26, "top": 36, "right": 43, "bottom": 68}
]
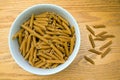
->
[{"left": 0, "top": 0, "right": 120, "bottom": 80}]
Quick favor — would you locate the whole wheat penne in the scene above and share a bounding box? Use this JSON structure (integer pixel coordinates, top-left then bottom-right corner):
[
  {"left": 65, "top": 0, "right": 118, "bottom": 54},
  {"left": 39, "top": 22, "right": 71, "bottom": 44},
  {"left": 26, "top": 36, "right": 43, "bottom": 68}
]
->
[
  {"left": 26, "top": 35, "right": 31, "bottom": 52},
  {"left": 38, "top": 56, "right": 46, "bottom": 62},
  {"left": 70, "top": 26, "right": 75, "bottom": 35},
  {"left": 99, "top": 40, "right": 112, "bottom": 50},
  {"left": 56, "top": 23, "right": 65, "bottom": 30},
  {"left": 24, "top": 51, "right": 30, "bottom": 60},
  {"left": 35, "top": 12, "right": 49, "bottom": 18},
  {"left": 33, "top": 26, "right": 44, "bottom": 35},
  {"left": 29, "top": 43, "right": 34, "bottom": 65},
  {"left": 52, "top": 20, "right": 56, "bottom": 26},
  {"left": 33, "top": 49, "right": 37, "bottom": 62},
  {"left": 50, "top": 43, "right": 63, "bottom": 58},
  {"left": 101, "top": 48, "right": 111, "bottom": 58},
  {"left": 22, "top": 37, "right": 27, "bottom": 57},
  {"left": 12, "top": 29, "right": 24, "bottom": 40},
  {"left": 24, "top": 43, "right": 33, "bottom": 60},
  {"left": 51, "top": 63, "right": 59, "bottom": 68},
  {"left": 33, "top": 21, "right": 46, "bottom": 31},
  {"left": 46, "top": 27, "right": 54, "bottom": 31},
  {"left": 43, "top": 63, "right": 51, "bottom": 68},
  {"left": 62, "top": 22, "right": 71, "bottom": 34},
  {"left": 70, "top": 35, "right": 75, "bottom": 54},
  {"left": 35, "top": 20, "right": 48, "bottom": 26},
  {"left": 18, "top": 32, "right": 23, "bottom": 45},
  {"left": 94, "top": 37, "right": 105, "bottom": 41},
  {"left": 52, "top": 15, "right": 61, "bottom": 24},
  {"left": 37, "top": 53, "right": 52, "bottom": 60},
  {"left": 21, "top": 25, "right": 48, "bottom": 43},
  {"left": 86, "top": 25, "right": 95, "bottom": 36},
  {"left": 58, "top": 38, "right": 71, "bottom": 42},
  {"left": 46, "top": 60, "right": 65, "bottom": 63},
  {"left": 64, "top": 42, "right": 69, "bottom": 56},
  {"left": 84, "top": 56, "right": 95, "bottom": 64},
  {"left": 46, "top": 53, "right": 58, "bottom": 60},
  {"left": 96, "top": 31, "right": 107, "bottom": 37},
  {"left": 35, "top": 18, "right": 49, "bottom": 21},
  {"left": 93, "top": 25, "right": 106, "bottom": 28},
  {"left": 30, "top": 14, "right": 34, "bottom": 28},
  {"left": 89, "top": 34, "right": 95, "bottom": 48},
  {"left": 52, "top": 40, "right": 63, "bottom": 45},
  {"left": 35, "top": 61, "right": 46, "bottom": 68},
  {"left": 88, "top": 49, "right": 102, "bottom": 55},
  {"left": 24, "top": 19, "right": 30, "bottom": 26},
  {"left": 55, "top": 44, "right": 65, "bottom": 53},
  {"left": 58, "top": 15, "right": 69, "bottom": 25},
  {"left": 33, "top": 36, "right": 36, "bottom": 46},
  {"left": 36, "top": 45, "right": 51, "bottom": 49},
  {"left": 20, "top": 37, "right": 26, "bottom": 51},
  {"left": 101, "top": 34, "right": 115, "bottom": 39},
  {"left": 53, "top": 52, "right": 63, "bottom": 60}
]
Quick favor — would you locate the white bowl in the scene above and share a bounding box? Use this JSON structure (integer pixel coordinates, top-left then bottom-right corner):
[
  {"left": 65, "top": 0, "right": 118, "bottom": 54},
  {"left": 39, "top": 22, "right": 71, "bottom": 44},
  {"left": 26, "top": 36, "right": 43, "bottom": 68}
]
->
[{"left": 8, "top": 4, "right": 81, "bottom": 75}]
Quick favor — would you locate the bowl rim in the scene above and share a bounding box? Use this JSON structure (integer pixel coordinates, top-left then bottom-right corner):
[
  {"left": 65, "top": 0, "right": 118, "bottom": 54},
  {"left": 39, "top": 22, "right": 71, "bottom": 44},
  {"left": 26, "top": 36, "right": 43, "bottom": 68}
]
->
[{"left": 8, "top": 4, "right": 81, "bottom": 75}]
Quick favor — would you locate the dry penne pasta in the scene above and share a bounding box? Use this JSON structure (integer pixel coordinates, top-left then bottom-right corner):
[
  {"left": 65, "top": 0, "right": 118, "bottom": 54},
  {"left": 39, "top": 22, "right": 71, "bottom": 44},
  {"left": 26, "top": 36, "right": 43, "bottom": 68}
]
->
[
  {"left": 88, "top": 49, "right": 102, "bottom": 55},
  {"left": 46, "top": 53, "right": 58, "bottom": 60},
  {"left": 96, "top": 31, "right": 107, "bottom": 37},
  {"left": 24, "top": 19, "right": 30, "bottom": 26},
  {"left": 94, "top": 37, "right": 105, "bottom": 41},
  {"left": 46, "top": 60, "right": 65, "bottom": 63},
  {"left": 62, "top": 22, "right": 71, "bottom": 34},
  {"left": 12, "top": 12, "right": 76, "bottom": 69},
  {"left": 101, "top": 48, "right": 111, "bottom": 58},
  {"left": 50, "top": 43, "right": 63, "bottom": 58},
  {"left": 37, "top": 52, "right": 52, "bottom": 60},
  {"left": 93, "top": 25, "right": 106, "bottom": 28},
  {"left": 33, "top": 26, "right": 44, "bottom": 35},
  {"left": 33, "top": 21, "right": 46, "bottom": 31},
  {"left": 35, "top": 12, "right": 49, "bottom": 18},
  {"left": 89, "top": 34, "right": 95, "bottom": 48},
  {"left": 70, "top": 35, "right": 75, "bottom": 54},
  {"left": 38, "top": 56, "right": 46, "bottom": 62},
  {"left": 51, "top": 63, "right": 60, "bottom": 68},
  {"left": 30, "top": 14, "right": 34, "bottom": 28},
  {"left": 35, "top": 61, "right": 46, "bottom": 68},
  {"left": 12, "top": 29, "right": 24, "bottom": 40},
  {"left": 57, "top": 15, "right": 69, "bottom": 25},
  {"left": 100, "top": 34, "right": 115, "bottom": 39},
  {"left": 35, "top": 17, "right": 49, "bottom": 21},
  {"left": 84, "top": 56, "right": 95, "bottom": 64},
  {"left": 99, "top": 40, "right": 112, "bottom": 50},
  {"left": 26, "top": 35, "right": 31, "bottom": 52},
  {"left": 86, "top": 25, "right": 95, "bottom": 36},
  {"left": 64, "top": 42, "right": 69, "bottom": 56},
  {"left": 70, "top": 26, "right": 75, "bottom": 35}
]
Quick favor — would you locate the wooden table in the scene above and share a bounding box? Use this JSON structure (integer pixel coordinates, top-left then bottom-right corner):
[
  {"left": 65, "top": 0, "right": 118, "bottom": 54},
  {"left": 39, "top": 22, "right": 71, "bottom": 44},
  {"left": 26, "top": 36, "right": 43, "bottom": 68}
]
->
[{"left": 0, "top": 0, "right": 120, "bottom": 80}]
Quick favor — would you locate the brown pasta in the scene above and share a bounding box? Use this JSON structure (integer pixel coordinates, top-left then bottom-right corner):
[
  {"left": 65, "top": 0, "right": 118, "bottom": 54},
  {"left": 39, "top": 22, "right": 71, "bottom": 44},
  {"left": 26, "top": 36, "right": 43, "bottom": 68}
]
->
[
  {"left": 88, "top": 49, "right": 102, "bottom": 55},
  {"left": 30, "top": 14, "right": 34, "bottom": 28},
  {"left": 94, "top": 37, "right": 105, "bottom": 41},
  {"left": 89, "top": 34, "right": 95, "bottom": 48},
  {"left": 93, "top": 25, "right": 106, "bottom": 28},
  {"left": 96, "top": 31, "right": 107, "bottom": 37},
  {"left": 84, "top": 56, "right": 95, "bottom": 64},
  {"left": 86, "top": 25, "right": 95, "bottom": 36},
  {"left": 12, "top": 12, "right": 76, "bottom": 69},
  {"left": 101, "top": 48, "right": 111, "bottom": 58},
  {"left": 99, "top": 40, "right": 112, "bottom": 50}
]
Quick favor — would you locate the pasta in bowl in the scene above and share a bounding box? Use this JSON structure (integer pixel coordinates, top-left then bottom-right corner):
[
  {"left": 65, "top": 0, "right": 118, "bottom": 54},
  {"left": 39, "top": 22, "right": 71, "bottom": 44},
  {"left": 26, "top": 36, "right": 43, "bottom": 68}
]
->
[{"left": 9, "top": 4, "right": 80, "bottom": 75}]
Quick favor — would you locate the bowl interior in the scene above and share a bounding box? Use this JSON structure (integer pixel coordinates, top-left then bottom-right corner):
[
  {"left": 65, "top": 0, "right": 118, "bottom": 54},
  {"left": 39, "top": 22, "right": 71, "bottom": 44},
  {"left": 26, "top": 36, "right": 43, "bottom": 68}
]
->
[{"left": 9, "top": 4, "right": 80, "bottom": 75}]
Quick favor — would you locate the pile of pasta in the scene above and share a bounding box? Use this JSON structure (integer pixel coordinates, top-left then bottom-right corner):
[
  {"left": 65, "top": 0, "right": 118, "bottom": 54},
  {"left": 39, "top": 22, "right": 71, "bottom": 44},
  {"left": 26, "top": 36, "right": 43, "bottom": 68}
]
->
[{"left": 13, "top": 12, "right": 75, "bottom": 68}]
